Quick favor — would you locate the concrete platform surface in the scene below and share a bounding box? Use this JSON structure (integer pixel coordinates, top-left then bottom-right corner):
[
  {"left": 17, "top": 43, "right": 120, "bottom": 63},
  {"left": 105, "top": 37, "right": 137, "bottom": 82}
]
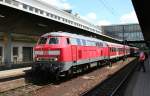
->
[{"left": 125, "top": 58, "right": 150, "bottom": 96}]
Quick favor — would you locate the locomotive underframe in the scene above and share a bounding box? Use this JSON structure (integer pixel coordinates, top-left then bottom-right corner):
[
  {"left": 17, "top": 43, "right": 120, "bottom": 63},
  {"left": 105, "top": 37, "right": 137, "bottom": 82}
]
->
[{"left": 32, "top": 56, "right": 110, "bottom": 73}]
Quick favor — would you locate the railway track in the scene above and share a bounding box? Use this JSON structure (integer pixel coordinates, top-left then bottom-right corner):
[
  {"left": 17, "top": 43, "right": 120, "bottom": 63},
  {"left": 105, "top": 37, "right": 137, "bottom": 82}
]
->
[
  {"left": 0, "top": 67, "right": 52, "bottom": 94},
  {"left": 0, "top": 70, "right": 48, "bottom": 94},
  {"left": 0, "top": 67, "right": 31, "bottom": 93},
  {"left": 0, "top": 57, "right": 137, "bottom": 96},
  {"left": 0, "top": 69, "right": 54, "bottom": 94},
  {"left": 81, "top": 58, "right": 138, "bottom": 96}
]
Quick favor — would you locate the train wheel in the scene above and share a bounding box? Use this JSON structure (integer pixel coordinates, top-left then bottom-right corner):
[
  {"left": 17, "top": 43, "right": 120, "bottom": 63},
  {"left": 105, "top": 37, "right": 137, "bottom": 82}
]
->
[
  {"left": 54, "top": 70, "right": 60, "bottom": 81},
  {"left": 109, "top": 62, "right": 112, "bottom": 67},
  {"left": 31, "top": 67, "right": 40, "bottom": 76},
  {"left": 81, "top": 65, "right": 86, "bottom": 73},
  {"left": 67, "top": 68, "right": 73, "bottom": 78},
  {"left": 85, "top": 65, "right": 89, "bottom": 71},
  {"left": 97, "top": 61, "right": 101, "bottom": 67}
]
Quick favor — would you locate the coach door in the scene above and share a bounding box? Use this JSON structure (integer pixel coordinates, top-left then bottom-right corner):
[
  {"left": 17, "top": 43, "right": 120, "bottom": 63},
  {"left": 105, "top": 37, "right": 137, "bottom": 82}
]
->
[
  {"left": 116, "top": 48, "right": 119, "bottom": 57},
  {"left": 71, "top": 46, "right": 77, "bottom": 62}
]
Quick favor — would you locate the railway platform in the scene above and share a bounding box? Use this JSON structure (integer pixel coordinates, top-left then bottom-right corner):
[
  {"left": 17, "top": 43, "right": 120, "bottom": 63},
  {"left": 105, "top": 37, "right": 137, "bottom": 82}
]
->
[
  {"left": 0, "top": 67, "right": 31, "bottom": 80},
  {"left": 124, "top": 57, "right": 150, "bottom": 96}
]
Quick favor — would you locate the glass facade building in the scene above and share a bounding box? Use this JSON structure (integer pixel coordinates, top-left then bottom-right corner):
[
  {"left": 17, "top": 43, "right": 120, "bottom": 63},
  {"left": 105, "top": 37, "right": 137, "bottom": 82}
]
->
[{"left": 101, "top": 24, "right": 144, "bottom": 41}]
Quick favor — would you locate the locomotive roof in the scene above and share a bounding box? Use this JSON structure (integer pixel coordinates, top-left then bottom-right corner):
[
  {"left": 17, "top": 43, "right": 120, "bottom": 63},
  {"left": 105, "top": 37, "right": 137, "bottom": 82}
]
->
[
  {"left": 42, "top": 31, "right": 107, "bottom": 44},
  {"left": 130, "top": 46, "right": 139, "bottom": 49},
  {"left": 106, "top": 41, "right": 124, "bottom": 48}
]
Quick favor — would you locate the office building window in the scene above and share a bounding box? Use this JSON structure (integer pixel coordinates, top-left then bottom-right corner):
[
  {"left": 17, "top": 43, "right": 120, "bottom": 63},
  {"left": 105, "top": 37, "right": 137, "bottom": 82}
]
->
[
  {"left": 46, "top": 12, "right": 49, "bottom": 16},
  {"left": 0, "top": 47, "right": 2, "bottom": 56},
  {"left": 39, "top": 10, "right": 44, "bottom": 14},
  {"left": 13, "top": 47, "right": 18, "bottom": 56},
  {"left": 35, "top": 8, "right": 39, "bottom": 13},
  {"left": 54, "top": 15, "right": 57, "bottom": 19},
  {"left": 5, "top": 0, "right": 11, "bottom": 4},
  {"left": 12, "top": 0, "right": 19, "bottom": 7},
  {"left": 51, "top": 14, "right": 54, "bottom": 18},
  {"left": 57, "top": 16, "right": 60, "bottom": 20},
  {"left": 23, "top": 4, "right": 28, "bottom": 9},
  {"left": 29, "top": 6, "right": 34, "bottom": 11}
]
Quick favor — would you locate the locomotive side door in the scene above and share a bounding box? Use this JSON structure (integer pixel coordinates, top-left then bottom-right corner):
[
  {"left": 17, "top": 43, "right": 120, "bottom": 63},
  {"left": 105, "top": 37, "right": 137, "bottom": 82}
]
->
[
  {"left": 71, "top": 45, "right": 77, "bottom": 62},
  {"left": 116, "top": 48, "right": 119, "bottom": 57}
]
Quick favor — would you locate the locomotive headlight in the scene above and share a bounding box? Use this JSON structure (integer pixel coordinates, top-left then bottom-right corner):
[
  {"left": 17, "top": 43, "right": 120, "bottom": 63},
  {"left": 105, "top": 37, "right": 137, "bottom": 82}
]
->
[
  {"left": 48, "top": 57, "right": 58, "bottom": 61},
  {"left": 53, "top": 57, "right": 58, "bottom": 61},
  {"left": 48, "top": 50, "right": 60, "bottom": 55},
  {"left": 36, "top": 58, "right": 39, "bottom": 61},
  {"left": 34, "top": 57, "right": 39, "bottom": 61}
]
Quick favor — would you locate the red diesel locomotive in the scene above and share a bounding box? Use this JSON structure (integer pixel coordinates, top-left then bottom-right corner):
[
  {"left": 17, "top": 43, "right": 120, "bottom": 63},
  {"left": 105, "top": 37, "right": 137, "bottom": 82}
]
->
[{"left": 32, "top": 31, "right": 136, "bottom": 76}]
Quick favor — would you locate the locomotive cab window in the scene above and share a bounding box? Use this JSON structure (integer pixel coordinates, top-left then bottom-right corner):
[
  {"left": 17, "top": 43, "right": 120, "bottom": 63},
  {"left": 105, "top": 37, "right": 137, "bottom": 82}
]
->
[
  {"left": 38, "top": 37, "right": 47, "bottom": 44},
  {"left": 49, "top": 37, "right": 59, "bottom": 44}
]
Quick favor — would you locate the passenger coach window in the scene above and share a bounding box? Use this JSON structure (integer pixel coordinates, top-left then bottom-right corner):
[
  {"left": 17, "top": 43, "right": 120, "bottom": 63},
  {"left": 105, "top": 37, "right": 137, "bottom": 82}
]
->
[
  {"left": 70, "top": 38, "right": 77, "bottom": 45},
  {"left": 91, "top": 41, "right": 96, "bottom": 46},
  {"left": 49, "top": 37, "right": 59, "bottom": 44},
  {"left": 96, "top": 42, "right": 103, "bottom": 47},
  {"left": 66, "top": 38, "right": 70, "bottom": 44},
  {"left": 76, "top": 39, "right": 81, "bottom": 45},
  {"left": 38, "top": 37, "right": 47, "bottom": 44},
  {"left": 82, "top": 39, "right": 86, "bottom": 45},
  {"left": 100, "top": 42, "right": 103, "bottom": 47}
]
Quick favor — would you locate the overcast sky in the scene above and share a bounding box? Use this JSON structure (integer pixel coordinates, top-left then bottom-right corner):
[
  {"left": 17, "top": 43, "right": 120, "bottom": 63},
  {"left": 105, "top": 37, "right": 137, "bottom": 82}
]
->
[{"left": 39, "top": 0, "right": 139, "bottom": 26}]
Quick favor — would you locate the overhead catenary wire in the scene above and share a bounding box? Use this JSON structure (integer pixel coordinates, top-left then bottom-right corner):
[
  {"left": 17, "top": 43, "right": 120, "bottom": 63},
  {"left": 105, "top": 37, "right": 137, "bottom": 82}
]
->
[{"left": 97, "top": 0, "right": 120, "bottom": 17}]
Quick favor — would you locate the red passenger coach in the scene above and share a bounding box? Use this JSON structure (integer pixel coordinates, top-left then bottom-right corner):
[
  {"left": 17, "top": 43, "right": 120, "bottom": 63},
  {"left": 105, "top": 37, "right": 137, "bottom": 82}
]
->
[
  {"left": 106, "top": 42, "right": 130, "bottom": 60},
  {"left": 130, "top": 47, "right": 139, "bottom": 56},
  {"left": 32, "top": 31, "right": 133, "bottom": 77}
]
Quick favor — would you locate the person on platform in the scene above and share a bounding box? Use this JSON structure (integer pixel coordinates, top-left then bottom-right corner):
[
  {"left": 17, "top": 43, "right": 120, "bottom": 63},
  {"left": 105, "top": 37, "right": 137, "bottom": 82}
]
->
[
  {"left": 145, "top": 52, "right": 149, "bottom": 63},
  {"left": 138, "top": 51, "right": 146, "bottom": 72}
]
